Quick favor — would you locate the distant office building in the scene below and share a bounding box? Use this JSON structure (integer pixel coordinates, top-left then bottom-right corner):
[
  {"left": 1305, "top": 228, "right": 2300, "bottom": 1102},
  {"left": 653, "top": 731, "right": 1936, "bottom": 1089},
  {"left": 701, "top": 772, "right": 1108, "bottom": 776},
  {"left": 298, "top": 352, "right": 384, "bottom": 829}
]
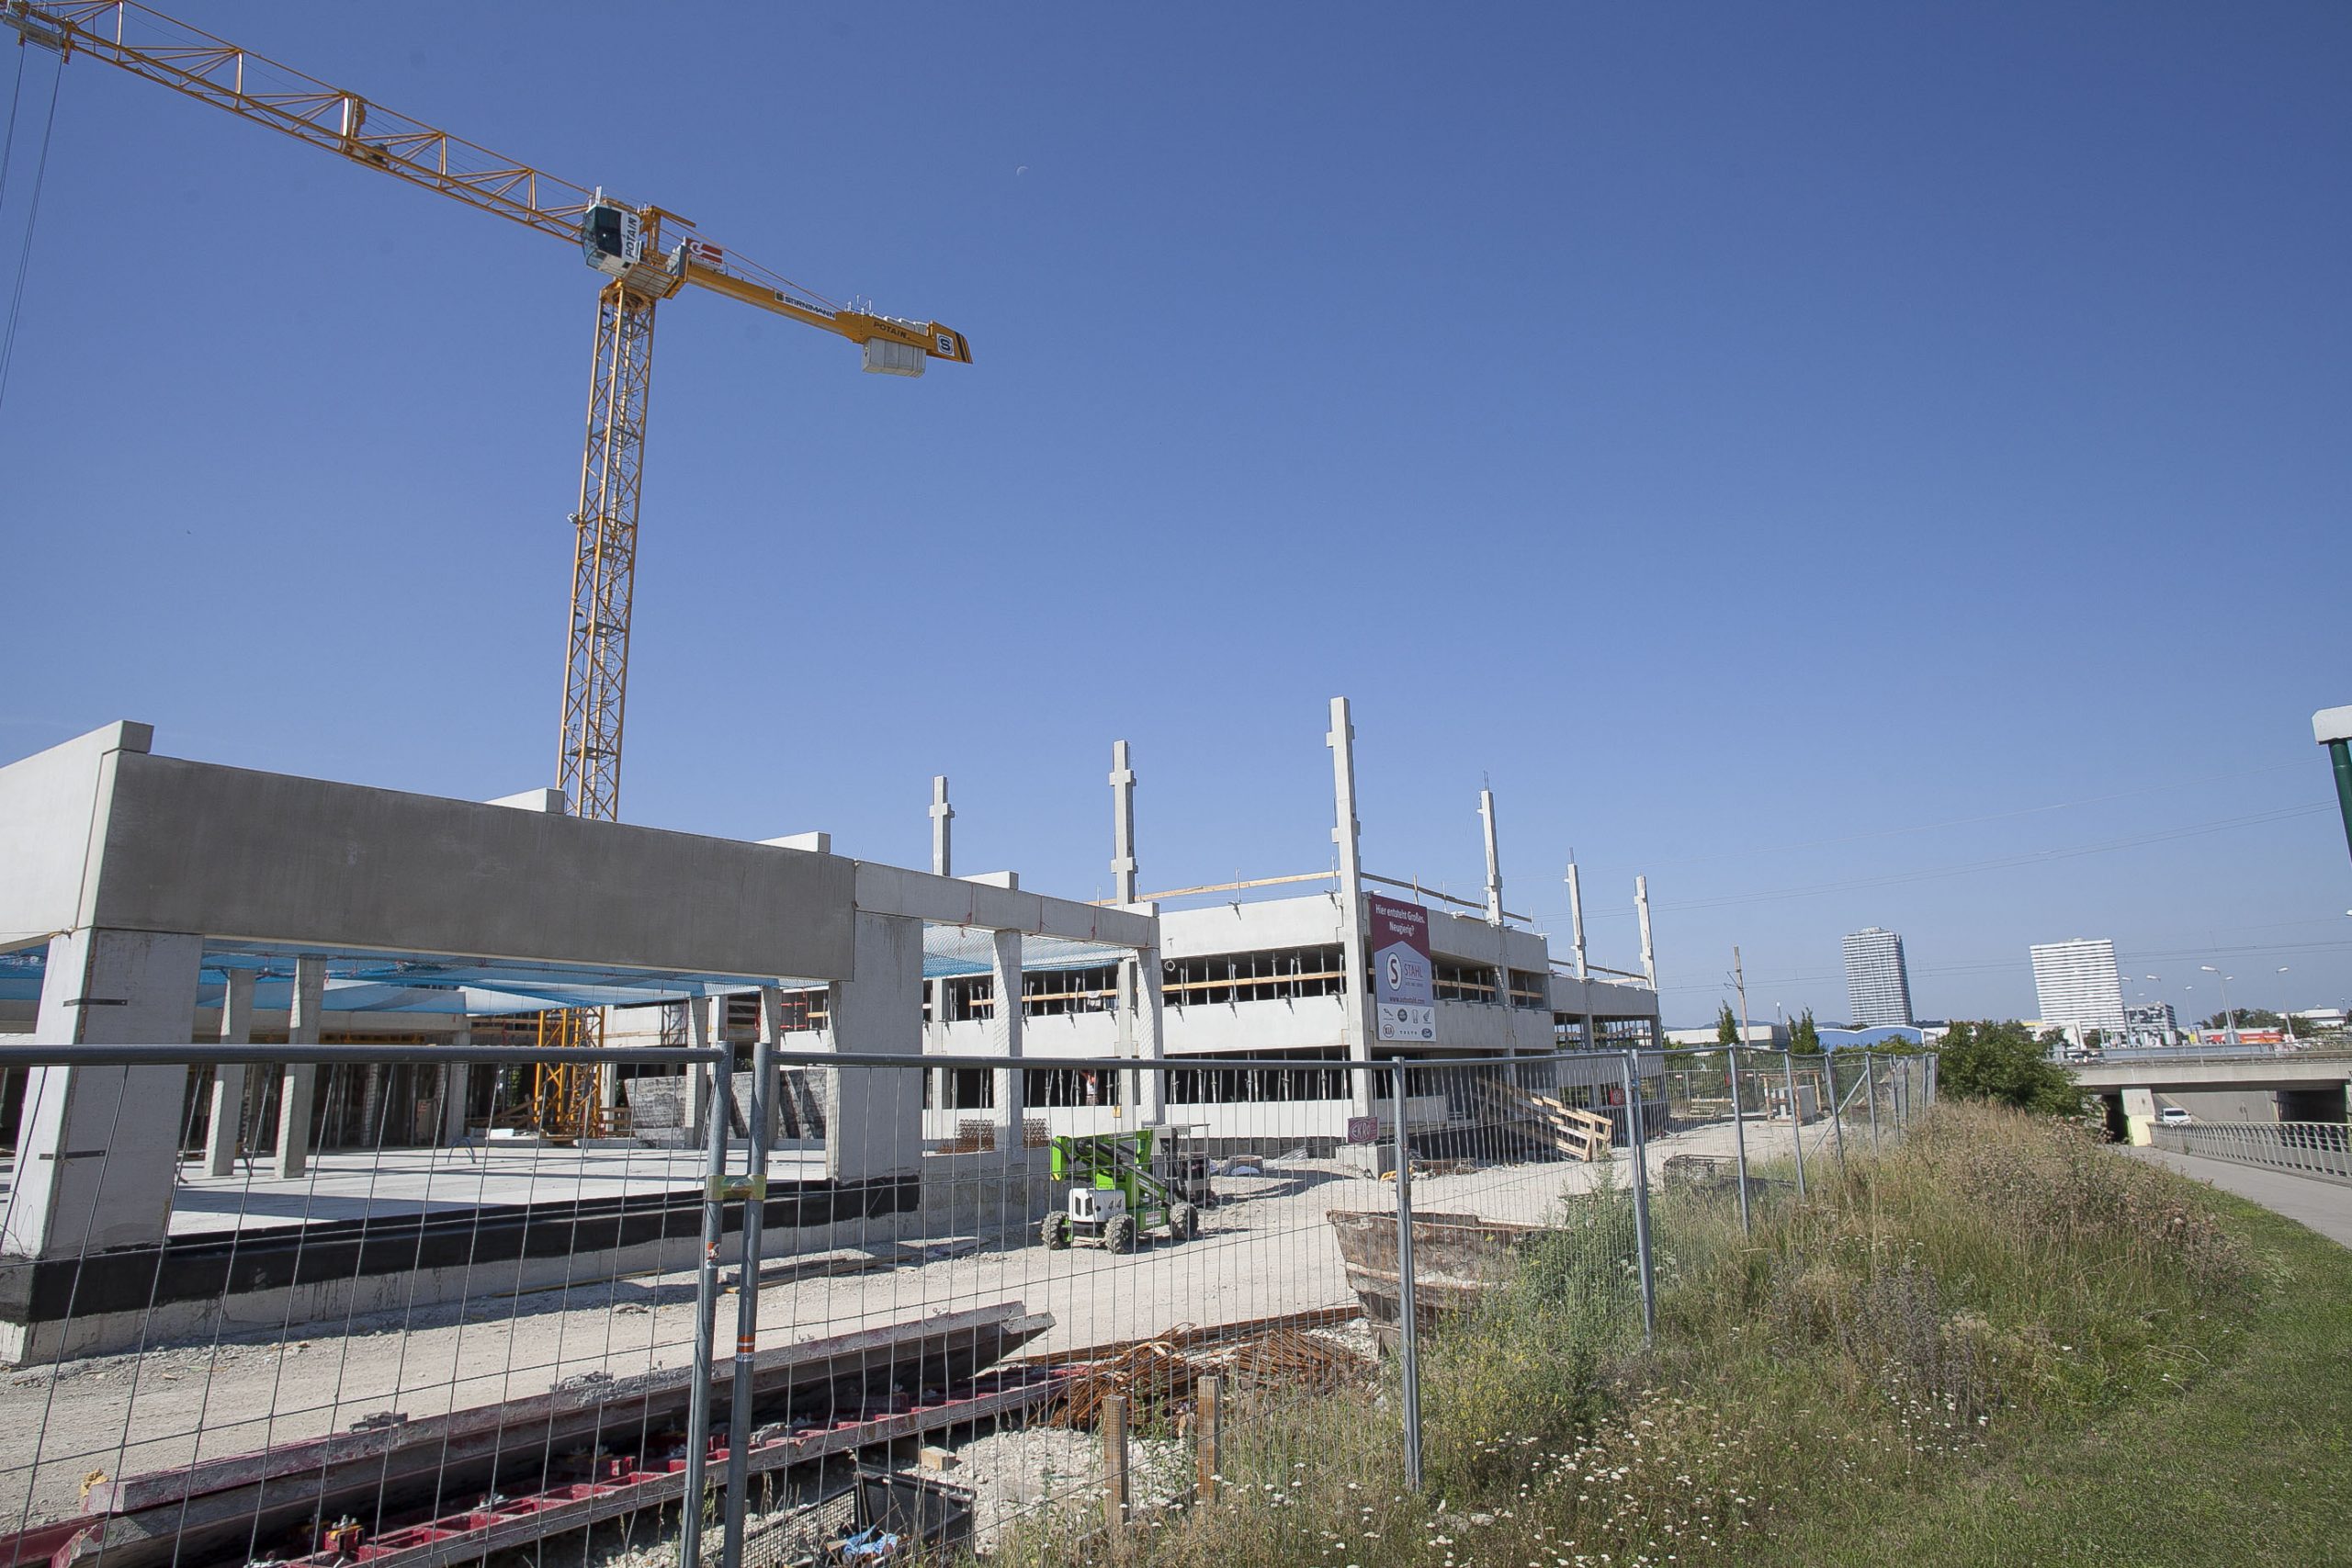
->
[
  {"left": 2030, "top": 939, "right": 2127, "bottom": 1036},
  {"left": 2123, "top": 1001, "right": 2177, "bottom": 1048},
  {"left": 1842, "top": 927, "right": 1914, "bottom": 1027}
]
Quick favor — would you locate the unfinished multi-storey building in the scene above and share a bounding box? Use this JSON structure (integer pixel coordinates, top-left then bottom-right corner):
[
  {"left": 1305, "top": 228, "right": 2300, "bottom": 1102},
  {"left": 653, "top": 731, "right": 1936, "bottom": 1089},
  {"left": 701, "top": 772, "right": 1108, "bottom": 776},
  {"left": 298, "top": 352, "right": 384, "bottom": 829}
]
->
[{"left": 623, "top": 697, "right": 1665, "bottom": 1151}]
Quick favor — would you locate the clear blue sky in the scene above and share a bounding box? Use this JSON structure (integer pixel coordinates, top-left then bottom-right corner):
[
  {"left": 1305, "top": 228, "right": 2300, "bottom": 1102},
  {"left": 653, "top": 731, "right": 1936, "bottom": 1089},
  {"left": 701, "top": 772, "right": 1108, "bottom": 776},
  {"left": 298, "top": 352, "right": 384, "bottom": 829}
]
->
[{"left": 1, "top": 3, "right": 2345, "bottom": 1027}]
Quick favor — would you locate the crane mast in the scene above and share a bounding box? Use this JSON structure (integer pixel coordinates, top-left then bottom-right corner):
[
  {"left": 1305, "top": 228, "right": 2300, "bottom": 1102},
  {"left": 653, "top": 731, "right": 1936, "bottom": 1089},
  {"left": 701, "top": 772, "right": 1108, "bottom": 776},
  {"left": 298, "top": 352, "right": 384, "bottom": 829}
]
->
[
  {"left": 565, "top": 279, "right": 656, "bottom": 822},
  {"left": 6, "top": 0, "right": 972, "bottom": 1135}
]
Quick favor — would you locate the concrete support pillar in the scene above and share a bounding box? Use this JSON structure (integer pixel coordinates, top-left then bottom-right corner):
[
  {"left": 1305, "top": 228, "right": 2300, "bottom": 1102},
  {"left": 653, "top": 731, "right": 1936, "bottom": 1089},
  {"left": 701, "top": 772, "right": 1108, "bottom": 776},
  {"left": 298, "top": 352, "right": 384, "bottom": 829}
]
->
[
  {"left": 357, "top": 1063, "right": 386, "bottom": 1145},
  {"left": 823, "top": 911, "right": 926, "bottom": 1181},
  {"left": 1328, "top": 696, "right": 1375, "bottom": 1118},
  {"left": 688, "top": 996, "right": 715, "bottom": 1138},
  {"left": 989, "top": 928, "right": 1025, "bottom": 1140},
  {"left": 1566, "top": 861, "right": 1589, "bottom": 981},
  {"left": 1479, "top": 789, "right": 1503, "bottom": 926},
  {"left": 929, "top": 776, "right": 954, "bottom": 1116},
  {"left": 1134, "top": 939, "right": 1167, "bottom": 1123},
  {"left": 1111, "top": 741, "right": 1151, "bottom": 1118},
  {"left": 203, "top": 969, "right": 257, "bottom": 1177},
  {"left": 1635, "top": 875, "right": 1657, "bottom": 991},
  {"left": 441, "top": 1025, "right": 471, "bottom": 1146},
  {"left": 272, "top": 954, "right": 327, "bottom": 1179},
  {"left": 759, "top": 986, "right": 788, "bottom": 1146},
  {"left": 4, "top": 928, "right": 203, "bottom": 1259}
]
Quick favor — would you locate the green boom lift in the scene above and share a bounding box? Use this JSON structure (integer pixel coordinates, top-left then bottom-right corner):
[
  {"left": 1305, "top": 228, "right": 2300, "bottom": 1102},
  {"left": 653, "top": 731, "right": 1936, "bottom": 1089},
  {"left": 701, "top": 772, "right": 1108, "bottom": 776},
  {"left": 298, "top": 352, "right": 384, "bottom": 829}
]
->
[{"left": 1039, "top": 1129, "right": 1201, "bottom": 1252}]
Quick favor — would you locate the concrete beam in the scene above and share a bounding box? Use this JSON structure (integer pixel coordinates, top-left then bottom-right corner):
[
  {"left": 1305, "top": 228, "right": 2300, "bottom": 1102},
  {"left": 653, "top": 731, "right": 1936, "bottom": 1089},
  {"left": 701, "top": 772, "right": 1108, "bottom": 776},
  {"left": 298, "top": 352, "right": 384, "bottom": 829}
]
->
[
  {"left": 0, "top": 728, "right": 858, "bottom": 981},
  {"left": 852, "top": 862, "right": 1154, "bottom": 949}
]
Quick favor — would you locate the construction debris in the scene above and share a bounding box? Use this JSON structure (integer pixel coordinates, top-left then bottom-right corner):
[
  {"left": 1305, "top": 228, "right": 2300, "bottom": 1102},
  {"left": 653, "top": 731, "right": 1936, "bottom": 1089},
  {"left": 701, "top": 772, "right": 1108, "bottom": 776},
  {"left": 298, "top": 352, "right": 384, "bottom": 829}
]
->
[{"left": 1028, "top": 1307, "right": 1374, "bottom": 1429}]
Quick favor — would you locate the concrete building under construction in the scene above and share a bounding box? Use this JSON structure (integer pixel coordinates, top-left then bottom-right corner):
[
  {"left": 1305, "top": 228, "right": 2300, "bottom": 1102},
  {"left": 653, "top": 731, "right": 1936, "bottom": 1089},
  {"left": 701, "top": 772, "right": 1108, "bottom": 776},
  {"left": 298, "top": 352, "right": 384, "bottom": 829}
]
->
[{"left": 0, "top": 700, "right": 1660, "bottom": 1357}]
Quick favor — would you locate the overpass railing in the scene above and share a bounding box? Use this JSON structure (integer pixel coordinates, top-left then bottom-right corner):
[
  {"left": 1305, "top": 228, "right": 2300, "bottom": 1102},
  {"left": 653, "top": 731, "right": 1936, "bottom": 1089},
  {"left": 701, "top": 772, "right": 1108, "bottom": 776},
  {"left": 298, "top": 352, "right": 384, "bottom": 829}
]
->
[{"left": 2149, "top": 1120, "right": 2352, "bottom": 1185}]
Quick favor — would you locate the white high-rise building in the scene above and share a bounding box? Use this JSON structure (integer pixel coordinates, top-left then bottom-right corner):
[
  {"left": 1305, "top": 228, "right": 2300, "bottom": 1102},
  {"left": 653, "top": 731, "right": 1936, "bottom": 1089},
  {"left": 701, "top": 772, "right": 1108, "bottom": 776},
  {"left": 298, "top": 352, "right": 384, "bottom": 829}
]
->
[
  {"left": 1842, "top": 927, "right": 1914, "bottom": 1026},
  {"left": 2030, "top": 938, "right": 2127, "bottom": 1035}
]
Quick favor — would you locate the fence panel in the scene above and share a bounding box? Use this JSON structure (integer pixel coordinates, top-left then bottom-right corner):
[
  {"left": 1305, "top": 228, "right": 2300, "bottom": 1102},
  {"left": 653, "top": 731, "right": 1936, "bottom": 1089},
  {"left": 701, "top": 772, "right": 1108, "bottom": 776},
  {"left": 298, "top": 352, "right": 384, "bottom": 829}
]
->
[
  {"left": 0, "top": 1043, "right": 1955, "bottom": 1568},
  {"left": 2151, "top": 1120, "right": 2352, "bottom": 1185}
]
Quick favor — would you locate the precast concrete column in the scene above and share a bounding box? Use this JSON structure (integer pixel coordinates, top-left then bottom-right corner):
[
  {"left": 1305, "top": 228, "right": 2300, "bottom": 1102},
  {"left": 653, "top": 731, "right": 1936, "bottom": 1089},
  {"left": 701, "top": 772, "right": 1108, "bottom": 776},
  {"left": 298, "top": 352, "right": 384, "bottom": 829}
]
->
[
  {"left": 3, "top": 928, "right": 203, "bottom": 1259},
  {"left": 687, "top": 996, "right": 715, "bottom": 1138},
  {"left": 759, "top": 986, "right": 790, "bottom": 1146},
  {"left": 441, "top": 1024, "right": 472, "bottom": 1146},
  {"left": 929, "top": 775, "right": 954, "bottom": 1115},
  {"left": 1110, "top": 741, "right": 1148, "bottom": 1118},
  {"left": 1134, "top": 936, "right": 1167, "bottom": 1123},
  {"left": 1566, "top": 861, "right": 1589, "bottom": 981},
  {"left": 1479, "top": 789, "right": 1503, "bottom": 926},
  {"left": 273, "top": 954, "right": 327, "bottom": 1179},
  {"left": 203, "top": 969, "right": 257, "bottom": 1177},
  {"left": 1329, "top": 696, "right": 1375, "bottom": 1118},
  {"left": 1635, "top": 875, "right": 1657, "bottom": 992},
  {"left": 989, "top": 927, "right": 1025, "bottom": 1142},
  {"left": 823, "top": 911, "right": 927, "bottom": 1182}
]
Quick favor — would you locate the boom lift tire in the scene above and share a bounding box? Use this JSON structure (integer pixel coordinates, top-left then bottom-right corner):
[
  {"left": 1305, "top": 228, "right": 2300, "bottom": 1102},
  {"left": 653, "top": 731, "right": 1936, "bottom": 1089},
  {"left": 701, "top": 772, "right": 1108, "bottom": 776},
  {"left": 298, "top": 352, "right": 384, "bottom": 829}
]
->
[
  {"left": 1104, "top": 1213, "right": 1138, "bottom": 1254},
  {"left": 1041, "top": 1213, "right": 1072, "bottom": 1250}
]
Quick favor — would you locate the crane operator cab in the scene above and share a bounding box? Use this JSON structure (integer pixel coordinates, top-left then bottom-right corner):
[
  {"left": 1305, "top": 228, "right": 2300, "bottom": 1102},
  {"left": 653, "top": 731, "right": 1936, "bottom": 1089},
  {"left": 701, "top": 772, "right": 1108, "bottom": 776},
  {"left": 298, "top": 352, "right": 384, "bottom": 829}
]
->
[
  {"left": 580, "top": 201, "right": 642, "bottom": 276},
  {"left": 579, "top": 197, "right": 683, "bottom": 294}
]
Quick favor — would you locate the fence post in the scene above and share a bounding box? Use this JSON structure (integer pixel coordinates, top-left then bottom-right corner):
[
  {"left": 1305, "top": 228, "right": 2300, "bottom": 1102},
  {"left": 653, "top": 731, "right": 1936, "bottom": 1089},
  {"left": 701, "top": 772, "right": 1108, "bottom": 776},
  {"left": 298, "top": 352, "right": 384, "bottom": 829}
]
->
[
  {"left": 1390, "top": 1059, "right": 1424, "bottom": 1490},
  {"left": 1726, "top": 1043, "right": 1751, "bottom": 1235},
  {"left": 1196, "top": 1371, "right": 1223, "bottom": 1504},
  {"left": 682, "top": 1055, "right": 729, "bottom": 1568},
  {"left": 1621, "top": 1049, "right": 1657, "bottom": 1345},
  {"left": 1780, "top": 1046, "right": 1807, "bottom": 1199},
  {"left": 722, "top": 1037, "right": 773, "bottom": 1568},
  {"left": 1826, "top": 1052, "right": 1848, "bottom": 1185},
  {"left": 1104, "top": 1393, "right": 1132, "bottom": 1532},
  {"left": 1865, "top": 1051, "right": 1881, "bottom": 1151}
]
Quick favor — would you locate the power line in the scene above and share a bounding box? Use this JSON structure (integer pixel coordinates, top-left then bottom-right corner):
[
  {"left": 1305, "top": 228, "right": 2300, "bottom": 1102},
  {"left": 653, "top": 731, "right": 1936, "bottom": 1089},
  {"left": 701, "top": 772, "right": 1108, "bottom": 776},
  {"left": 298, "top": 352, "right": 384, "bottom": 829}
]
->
[{"left": 0, "top": 42, "right": 62, "bottom": 419}]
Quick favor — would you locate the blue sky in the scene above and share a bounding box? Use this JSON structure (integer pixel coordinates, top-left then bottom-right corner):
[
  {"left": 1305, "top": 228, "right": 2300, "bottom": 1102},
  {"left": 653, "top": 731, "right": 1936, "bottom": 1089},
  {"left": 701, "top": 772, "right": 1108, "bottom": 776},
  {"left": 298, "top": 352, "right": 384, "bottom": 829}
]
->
[{"left": 0, "top": 2, "right": 2345, "bottom": 1026}]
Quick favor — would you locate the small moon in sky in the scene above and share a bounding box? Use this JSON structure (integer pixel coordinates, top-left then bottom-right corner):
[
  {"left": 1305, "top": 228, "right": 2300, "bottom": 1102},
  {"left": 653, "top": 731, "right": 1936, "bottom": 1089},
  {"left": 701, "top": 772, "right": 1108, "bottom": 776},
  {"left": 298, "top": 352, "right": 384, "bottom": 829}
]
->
[{"left": 1016, "top": 164, "right": 1029, "bottom": 175}]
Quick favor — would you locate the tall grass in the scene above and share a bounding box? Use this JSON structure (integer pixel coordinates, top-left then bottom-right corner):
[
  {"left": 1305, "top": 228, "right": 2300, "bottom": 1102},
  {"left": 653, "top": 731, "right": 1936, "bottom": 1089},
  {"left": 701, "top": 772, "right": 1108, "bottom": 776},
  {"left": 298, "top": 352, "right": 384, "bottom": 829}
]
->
[{"left": 988, "top": 1103, "right": 2254, "bottom": 1567}]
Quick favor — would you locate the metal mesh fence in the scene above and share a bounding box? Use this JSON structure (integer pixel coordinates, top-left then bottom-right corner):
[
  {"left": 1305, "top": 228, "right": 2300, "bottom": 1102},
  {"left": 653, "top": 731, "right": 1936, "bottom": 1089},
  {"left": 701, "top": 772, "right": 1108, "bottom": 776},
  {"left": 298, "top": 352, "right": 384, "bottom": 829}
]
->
[
  {"left": 0, "top": 1042, "right": 1942, "bottom": 1568},
  {"left": 2150, "top": 1119, "right": 2352, "bottom": 1183}
]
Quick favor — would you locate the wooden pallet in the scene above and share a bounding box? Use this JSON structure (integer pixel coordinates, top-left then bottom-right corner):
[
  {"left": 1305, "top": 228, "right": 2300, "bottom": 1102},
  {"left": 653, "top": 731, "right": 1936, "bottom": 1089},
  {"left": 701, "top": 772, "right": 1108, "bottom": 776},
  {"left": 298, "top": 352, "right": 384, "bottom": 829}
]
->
[{"left": 1475, "top": 1080, "right": 1613, "bottom": 1161}]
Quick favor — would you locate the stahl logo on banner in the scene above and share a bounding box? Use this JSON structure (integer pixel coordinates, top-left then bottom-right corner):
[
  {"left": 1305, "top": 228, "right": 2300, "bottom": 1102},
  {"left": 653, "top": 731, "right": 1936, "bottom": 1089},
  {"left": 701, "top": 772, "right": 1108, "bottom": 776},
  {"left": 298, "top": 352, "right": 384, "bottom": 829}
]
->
[{"left": 1369, "top": 893, "right": 1436, "bottom": 1043}]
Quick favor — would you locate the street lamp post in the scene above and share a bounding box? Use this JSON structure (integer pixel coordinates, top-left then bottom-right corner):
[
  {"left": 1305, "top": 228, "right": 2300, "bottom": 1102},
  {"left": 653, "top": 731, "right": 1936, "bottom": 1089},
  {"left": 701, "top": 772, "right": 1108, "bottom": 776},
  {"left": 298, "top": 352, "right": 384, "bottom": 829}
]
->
[
  {"left": 2316, "top": 706, "right": 2352, "bottom": 873},
  {"left": 2200, "top": 965, "right": 2237, "bottom": 1049}
]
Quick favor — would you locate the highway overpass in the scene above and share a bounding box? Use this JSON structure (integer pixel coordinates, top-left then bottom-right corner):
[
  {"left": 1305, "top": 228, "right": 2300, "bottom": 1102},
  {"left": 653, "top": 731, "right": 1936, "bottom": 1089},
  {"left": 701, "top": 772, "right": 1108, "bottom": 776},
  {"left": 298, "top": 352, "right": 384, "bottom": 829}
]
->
[{"left": 2069, "top": 1050, "right": 2352, "bottom": 1143}]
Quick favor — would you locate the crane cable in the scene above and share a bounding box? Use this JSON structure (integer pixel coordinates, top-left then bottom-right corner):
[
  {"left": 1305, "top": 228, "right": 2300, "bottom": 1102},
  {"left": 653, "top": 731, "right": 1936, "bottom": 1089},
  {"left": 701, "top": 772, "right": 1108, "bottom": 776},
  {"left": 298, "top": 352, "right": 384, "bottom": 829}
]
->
[{"left": 0, "top": 39, "right": 62, "bottom": 418}]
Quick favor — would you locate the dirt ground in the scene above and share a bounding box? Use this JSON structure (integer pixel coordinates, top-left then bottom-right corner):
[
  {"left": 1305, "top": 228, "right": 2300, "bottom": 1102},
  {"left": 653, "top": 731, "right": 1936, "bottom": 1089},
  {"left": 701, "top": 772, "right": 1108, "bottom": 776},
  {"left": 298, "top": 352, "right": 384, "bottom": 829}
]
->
[{"left": 0, "top": 1112, "right": 1819, "bottom": 1532}]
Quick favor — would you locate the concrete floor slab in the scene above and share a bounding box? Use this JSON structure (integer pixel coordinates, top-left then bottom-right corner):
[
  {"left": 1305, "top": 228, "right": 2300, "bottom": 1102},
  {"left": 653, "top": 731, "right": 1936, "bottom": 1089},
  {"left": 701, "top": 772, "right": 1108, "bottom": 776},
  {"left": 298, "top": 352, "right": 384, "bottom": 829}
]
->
[{"left": 0, "top": 1146, "right": 829, "bottom": 1235}]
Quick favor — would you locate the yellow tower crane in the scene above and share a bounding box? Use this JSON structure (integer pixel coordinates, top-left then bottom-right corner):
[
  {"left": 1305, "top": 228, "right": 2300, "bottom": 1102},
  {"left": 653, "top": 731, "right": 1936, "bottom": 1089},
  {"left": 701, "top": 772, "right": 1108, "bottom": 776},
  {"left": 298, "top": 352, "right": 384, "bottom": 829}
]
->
[{"left": 4, "top": 0, "right": 971, "bottom": 1134}]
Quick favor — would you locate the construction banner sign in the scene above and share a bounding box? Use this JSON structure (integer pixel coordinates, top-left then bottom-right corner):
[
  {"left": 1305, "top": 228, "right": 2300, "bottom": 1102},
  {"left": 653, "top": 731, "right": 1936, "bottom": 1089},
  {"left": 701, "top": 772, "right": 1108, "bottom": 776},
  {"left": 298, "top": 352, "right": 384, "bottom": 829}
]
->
[{"left": 1369, "top": 894, "right": 1436, "bottom": 1043}]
